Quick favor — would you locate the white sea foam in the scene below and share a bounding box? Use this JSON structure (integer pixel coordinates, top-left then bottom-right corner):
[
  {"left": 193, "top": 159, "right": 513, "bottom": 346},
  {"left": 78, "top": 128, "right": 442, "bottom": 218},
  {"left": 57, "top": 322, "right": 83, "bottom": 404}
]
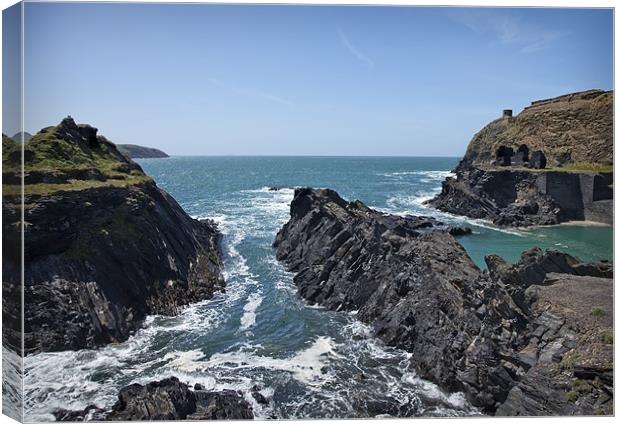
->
[
  {"left": 400, "top": 372, "right": 470, "bottom": 410},
  {"left": 379, "top": 170, "right": 454, "bottom": 180},
  {"left": 2, "top": 347, "right": 22, "bottom": 421},
  {"left": 239, "top": 292, "right": 263, "bottom": 330},
  {"left": 202, "top": 336, "right": 340, "bottom": 387},
  {"left": 163, "top": 350, "right": 207, "bottom": 372},
  {"left": 383, "top": 193, "right": 527, "bottom": 238}
]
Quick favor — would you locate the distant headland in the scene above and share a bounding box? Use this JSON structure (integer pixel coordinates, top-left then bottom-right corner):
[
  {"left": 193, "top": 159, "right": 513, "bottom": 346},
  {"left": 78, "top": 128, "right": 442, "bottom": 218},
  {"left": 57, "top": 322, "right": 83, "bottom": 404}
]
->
[{"left": 117, "top": 143, "right": 169, "bottom": 159}]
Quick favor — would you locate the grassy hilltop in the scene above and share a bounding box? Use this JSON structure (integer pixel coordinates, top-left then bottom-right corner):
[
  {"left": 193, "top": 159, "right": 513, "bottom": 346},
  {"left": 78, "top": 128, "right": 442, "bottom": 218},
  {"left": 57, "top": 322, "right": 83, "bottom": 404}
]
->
[
  {"left": 461, "top": 89, "right": 613, "bottom": 172},
  {"left": 2, "top": 117, "right": 151, "bottom": 196}
]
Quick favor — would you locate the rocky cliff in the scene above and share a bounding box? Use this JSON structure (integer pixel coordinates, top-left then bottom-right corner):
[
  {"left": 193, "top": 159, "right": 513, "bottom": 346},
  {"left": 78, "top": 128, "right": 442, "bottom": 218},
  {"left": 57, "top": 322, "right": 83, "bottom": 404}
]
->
[
  {"left": 2, "top": 117, "right": 224, "bottom": 353},
  {"left": 274, "top": 188, "right": 613, "bottom": 415},
  {"left": 460, "top": 89, "right": 612, "bottom": 169},
  {"left": 428, "top": 89, "right": 613, "bottom": 226}
]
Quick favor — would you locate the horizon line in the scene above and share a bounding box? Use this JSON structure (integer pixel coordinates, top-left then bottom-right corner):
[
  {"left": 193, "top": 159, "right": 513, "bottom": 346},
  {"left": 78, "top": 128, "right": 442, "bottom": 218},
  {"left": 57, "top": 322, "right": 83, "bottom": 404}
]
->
[{"left": 137, "top": 154, "right": 463, "bottom": 158}]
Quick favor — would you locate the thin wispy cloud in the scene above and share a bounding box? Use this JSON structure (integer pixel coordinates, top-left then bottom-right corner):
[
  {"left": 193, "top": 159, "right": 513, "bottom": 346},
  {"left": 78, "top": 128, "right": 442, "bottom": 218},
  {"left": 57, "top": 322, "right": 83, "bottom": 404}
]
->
[
  {"left": 451, "top": 10, "right": 569, "bottom": 54},
  {"left": 207, "top": 77, "right": 295, "bottom": 108},
  {"left": 338, "top": 29, "right": 375, "bottom": 70}
]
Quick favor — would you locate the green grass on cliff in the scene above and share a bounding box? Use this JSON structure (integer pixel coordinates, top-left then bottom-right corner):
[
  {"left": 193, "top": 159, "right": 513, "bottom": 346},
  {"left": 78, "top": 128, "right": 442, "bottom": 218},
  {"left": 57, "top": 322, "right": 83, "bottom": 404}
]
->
[
  {"left": 2, "top": 121, "right": 151, "bottom": 196},
  {"left": 3, "top": 175, "right": 152, "bottom": 197},
  {"left": 484, "top": 163, "right": 613, "bottom": 174},
  {"left": 552, "top": 163, "right": 614, "bottom": 173},
  {"left": 24, "top": 127, "right": 126, "bottom": 173}
]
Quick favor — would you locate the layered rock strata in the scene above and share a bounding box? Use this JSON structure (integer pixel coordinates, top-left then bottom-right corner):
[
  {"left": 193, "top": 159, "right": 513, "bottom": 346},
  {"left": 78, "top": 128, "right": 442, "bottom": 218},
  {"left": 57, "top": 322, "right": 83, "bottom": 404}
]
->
[
  {"left": 2, "top": 117, "right": 225, "bottom": 353},
  {"left": 274, "top": 188, "right": 613, "bottom": 415}
]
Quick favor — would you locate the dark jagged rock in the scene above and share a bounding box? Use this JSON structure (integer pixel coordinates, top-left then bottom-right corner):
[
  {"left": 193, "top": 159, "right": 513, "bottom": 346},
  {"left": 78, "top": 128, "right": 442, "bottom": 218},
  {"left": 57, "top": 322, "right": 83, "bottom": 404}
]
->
[
  {"left": 250, "top": 385, "right": 269, "bottom": 406},
  {"left": 54, "top": 405, "right": 107, "bottom": 422},
  {"left": 54, "top": 377, "right": 254, "bottom": 421},
  {"left": 274, "top": 187, "right": 613, "bottom": 416},
  {"left": 496, "top": 273, "right": 613, "bottom": 416},
  {"left": 427, "top": 90, "right": 613, "bottom": 227},
  {"left": 446, "top": 226, "right": 473, "bottom": 236},
  {"left": 2, "top": 117, "right": 225, "bottom": 353},
  {"left": 274, "top": 188, "right": 527, "bottom": 412}
]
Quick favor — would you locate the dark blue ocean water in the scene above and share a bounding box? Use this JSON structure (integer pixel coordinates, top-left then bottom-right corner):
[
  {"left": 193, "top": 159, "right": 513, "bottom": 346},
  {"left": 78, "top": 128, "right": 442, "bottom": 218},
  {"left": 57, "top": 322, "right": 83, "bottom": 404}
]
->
[{"left": 23, "top": 157, "right": 612, "bottom": 421}]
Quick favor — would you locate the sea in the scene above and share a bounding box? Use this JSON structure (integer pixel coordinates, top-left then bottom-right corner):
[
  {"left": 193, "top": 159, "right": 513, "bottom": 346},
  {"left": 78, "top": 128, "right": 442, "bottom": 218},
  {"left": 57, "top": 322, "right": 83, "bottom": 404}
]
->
[{"left": 22, "top": 156, "right": 613, "bottom": 421}]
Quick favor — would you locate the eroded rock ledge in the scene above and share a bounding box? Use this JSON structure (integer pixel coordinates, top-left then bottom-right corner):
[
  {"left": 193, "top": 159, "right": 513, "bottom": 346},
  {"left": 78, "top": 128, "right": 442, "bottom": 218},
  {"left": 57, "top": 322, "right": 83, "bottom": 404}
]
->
[{"left": 274, "top": 188, "right": 613, "bottom": 415}]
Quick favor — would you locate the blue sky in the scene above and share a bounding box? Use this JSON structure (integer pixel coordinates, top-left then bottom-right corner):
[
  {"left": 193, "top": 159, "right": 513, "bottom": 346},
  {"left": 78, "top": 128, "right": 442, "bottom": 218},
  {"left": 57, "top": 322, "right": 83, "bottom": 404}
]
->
[{"left": 12, "top": 3, "right": 615, "bottom": 155}]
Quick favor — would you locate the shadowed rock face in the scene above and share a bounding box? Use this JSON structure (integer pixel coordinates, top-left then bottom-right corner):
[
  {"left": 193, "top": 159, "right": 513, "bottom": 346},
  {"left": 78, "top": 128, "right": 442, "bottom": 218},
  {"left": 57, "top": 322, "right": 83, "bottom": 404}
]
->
[
  {"left": 53, "top": 377, "right": 254, "bottom": 421},
  {"left": 427, "top": 168, "right": 563, "bottom": 227},
  {"left": 274, "top": 188, "right": 613, "bottom": 415},
  {"left": 2, "top": 118, "right": 225, "bottom": 353},
  {"left": 427, "top": 162, "right": 613, "bottom": 227}
]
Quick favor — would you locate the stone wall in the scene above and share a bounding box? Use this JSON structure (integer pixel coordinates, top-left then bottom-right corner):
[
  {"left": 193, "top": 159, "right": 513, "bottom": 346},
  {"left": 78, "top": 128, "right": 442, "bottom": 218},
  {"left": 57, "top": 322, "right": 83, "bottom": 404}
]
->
[
  {"left": 537, "top": 172, "right": 613, "bottom": 225},
  {"left": 428, "top": 168, "right": 613, "bottom": 227}
]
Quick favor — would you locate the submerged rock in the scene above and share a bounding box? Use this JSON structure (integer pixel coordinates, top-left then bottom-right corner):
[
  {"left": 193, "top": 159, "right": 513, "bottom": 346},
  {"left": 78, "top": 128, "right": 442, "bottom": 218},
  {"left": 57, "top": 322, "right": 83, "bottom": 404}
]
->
[
  {"left": 250, "top": 385, "right": 269, "bottom": 406},
  {"left": 54, "top": 406, "right": 107, "bottom": 422},
  {"left": 274, "top": 187, "right": 613, "bottom": 415},
  {"left": 445, "top": 226, "right": 473, "bottom": 236}
]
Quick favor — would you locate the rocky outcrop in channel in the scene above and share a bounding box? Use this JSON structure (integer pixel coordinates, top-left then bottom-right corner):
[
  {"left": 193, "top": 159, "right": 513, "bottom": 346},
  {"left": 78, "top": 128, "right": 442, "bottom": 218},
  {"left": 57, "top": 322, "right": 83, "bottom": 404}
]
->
[
  {"left": 427, "top": 89, "right": 613, "bottom": 227},
  {"left": 53, "top": 377, "right": 254, "bottom": 421},
  {"left": 274, "top": 188, "right": 613, "bottom": 415},
  {"left": 2, "top": 117, "right": 225, "bottom": 353}
]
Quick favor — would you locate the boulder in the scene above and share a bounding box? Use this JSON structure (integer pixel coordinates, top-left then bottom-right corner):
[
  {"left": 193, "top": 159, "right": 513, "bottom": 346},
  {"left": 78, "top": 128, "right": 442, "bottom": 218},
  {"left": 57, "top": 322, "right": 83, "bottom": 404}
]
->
[{"left": 446, "top": 226, "right": 473, "bottom": 236}]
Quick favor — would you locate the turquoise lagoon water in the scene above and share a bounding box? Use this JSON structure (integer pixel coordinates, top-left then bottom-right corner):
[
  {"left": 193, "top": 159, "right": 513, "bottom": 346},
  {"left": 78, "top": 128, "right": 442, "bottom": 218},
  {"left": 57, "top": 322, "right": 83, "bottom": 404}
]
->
[{"left": 23, "top": 156, "right": 612, "bottom": 421}]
